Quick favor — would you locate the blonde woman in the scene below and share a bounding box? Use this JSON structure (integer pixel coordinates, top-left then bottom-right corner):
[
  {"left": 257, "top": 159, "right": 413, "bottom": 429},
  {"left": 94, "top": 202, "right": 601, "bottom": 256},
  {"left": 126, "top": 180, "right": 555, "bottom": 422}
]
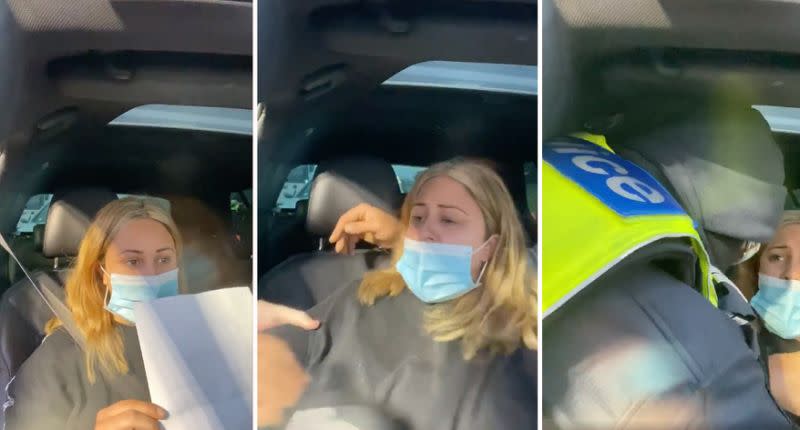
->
[
  {"left": 735, "top": 210, "right": 800, "bottom": 422},
  {"left": 5, "top": 197, "right": 181, "bottom": 430},
  {"left": 271, "top": 159, "right": 537, "bottom": 430}
]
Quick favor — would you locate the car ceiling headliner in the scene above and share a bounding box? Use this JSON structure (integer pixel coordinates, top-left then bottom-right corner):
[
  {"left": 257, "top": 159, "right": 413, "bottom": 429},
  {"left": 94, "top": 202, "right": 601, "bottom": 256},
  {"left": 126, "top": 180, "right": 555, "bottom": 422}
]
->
[
  {"left": 258, "top": 0, "right": 537, "bottom": 154},
  {"left": 259, "top": 0, "right": 536, "bottom": 99},
  {"left": 0, "top": 0, "right": 252, "bottom": 146},
  {"left": 553, "top": 0, "right": 800, "bottom": 58},
  {"left": 544, "top": 0, "right": 800, "bottom": 137}
]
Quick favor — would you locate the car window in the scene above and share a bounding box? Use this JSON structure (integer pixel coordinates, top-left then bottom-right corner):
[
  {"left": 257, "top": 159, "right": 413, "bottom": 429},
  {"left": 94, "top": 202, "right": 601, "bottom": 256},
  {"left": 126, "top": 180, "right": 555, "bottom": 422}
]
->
[
  {"left": 275, "top": 165, "right": 317, "bottom": 211},
  {"left": 109, "top": 104, "right": 252, "bottom": 136},
  {"left": 15, "top": 194, "right": 52, "bottom": 235},
  {"left": 392, "top": 164, "right": 425, "bottom": 193},
  {"left": 274, "top": 164, "right": 426, "bottom": 211},
  {"left": 754, "top": 105, "right": 800, "bottom": 135},
  {"left": 384, "top": 61, "right": 537, "bottom": 96},
  {"left": 524, "top": 162, "right": 536, "bottom": 217}
]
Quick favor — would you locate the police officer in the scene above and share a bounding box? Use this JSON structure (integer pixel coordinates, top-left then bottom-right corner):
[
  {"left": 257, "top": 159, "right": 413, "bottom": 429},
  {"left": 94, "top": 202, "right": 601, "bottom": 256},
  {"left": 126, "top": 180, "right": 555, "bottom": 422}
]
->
[{"left": 541, "top": 104, "right": 791, "bottom": 428}]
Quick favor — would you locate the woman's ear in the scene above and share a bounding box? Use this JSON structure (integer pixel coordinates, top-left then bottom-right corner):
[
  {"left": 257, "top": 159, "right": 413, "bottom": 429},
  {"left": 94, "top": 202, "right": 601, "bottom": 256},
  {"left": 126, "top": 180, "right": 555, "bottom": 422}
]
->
[
  {"left": 97, "top": 263, "right": 109, "bottom": 288},
  {"left": 483, "top": 234, "right": 500, "bottom": 263}
]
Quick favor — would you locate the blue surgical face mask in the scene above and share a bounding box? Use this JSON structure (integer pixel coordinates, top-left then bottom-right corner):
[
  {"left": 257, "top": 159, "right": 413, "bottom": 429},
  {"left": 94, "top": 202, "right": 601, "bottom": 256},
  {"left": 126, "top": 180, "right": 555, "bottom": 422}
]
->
[
  {"left": 102, "top": 268, "right": 180, "bottom": 323},
  {"left": 751, "top": 273, "right": 800, "bottom": 339},
  {"left": 396, "top": 237, "right": 491, "bottom": 304}
]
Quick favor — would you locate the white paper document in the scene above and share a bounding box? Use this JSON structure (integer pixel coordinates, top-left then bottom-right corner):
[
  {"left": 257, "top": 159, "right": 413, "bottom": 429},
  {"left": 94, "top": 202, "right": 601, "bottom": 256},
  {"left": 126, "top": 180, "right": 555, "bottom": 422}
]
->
[{"left": 134, "top": 287, "right": 253, "bottom": 430}]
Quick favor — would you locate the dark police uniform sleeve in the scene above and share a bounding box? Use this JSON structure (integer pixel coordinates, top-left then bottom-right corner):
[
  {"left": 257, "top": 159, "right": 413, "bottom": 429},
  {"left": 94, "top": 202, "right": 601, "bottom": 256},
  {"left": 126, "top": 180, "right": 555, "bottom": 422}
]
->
[{"left": 543, "top": 262, "right": 791, "bottom": 429}]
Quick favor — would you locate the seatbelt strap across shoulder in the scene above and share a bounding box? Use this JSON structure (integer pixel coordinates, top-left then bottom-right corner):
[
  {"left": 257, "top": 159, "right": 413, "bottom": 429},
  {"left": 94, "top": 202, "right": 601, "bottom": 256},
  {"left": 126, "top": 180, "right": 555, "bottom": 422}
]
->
[
  {"left": 710, "top": 265, "right": 760, "bottom": 359},
  {"left": 0, "top": 232, "right": 85, "bottom": 351}
]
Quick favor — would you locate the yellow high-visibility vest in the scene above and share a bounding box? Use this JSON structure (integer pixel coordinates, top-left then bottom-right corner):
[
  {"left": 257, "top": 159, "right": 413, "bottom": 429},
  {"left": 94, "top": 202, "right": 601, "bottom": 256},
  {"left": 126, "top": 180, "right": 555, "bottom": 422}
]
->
[{"left": 542, "top": 134, "right": 717, "bottom": 317}]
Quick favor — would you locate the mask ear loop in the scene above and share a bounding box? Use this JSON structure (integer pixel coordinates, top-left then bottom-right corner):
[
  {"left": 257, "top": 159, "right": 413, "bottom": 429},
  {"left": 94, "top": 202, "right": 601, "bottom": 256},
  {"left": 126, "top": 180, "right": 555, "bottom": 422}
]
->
[
  {"left": 475, "top": 260, "right": 489, "bottom": 286},
  {"left": 474, "top": 235, "right": 497, "bottom": 286},
  {"left": 100, "top": 265, "right": 111, "bottom": 306}
]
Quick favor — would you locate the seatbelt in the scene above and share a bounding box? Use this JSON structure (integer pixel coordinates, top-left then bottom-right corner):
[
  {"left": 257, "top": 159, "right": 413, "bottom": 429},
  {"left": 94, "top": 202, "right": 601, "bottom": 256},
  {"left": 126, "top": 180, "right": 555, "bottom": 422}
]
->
[
  {"left": 0, "top": 232, "right": 85, "bottom": 350},
  {"left": 710, "top": 265, "right": 759, "bottom": 359}
]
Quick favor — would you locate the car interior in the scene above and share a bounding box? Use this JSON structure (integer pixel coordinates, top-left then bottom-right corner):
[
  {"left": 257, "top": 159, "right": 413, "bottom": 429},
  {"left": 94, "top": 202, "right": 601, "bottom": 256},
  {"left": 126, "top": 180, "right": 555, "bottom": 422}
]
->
[
  {"left": 0, "top": 1, "right": 252, "bottom": 425},
  {"left": 542, "top": 0, "right": 800, "bottom": 296},
  {"left": 543, "top": 0, "right": 800, "bottom": 139},
  {"left": 544, "top": 0, "right": 800, "bottom": 205},
  {"left": 541, "top": 1, "right": 800, "bottom": 425},
  {"left": 257, "top": 0, "right": 537, "bottom": 313}
]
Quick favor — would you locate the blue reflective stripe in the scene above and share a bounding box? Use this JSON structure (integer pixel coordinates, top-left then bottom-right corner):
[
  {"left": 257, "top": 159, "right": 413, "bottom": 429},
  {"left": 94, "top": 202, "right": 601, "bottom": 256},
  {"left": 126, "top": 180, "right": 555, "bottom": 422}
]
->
[{"left": 544, "top": 138, "right": 686, "bottom": 218}]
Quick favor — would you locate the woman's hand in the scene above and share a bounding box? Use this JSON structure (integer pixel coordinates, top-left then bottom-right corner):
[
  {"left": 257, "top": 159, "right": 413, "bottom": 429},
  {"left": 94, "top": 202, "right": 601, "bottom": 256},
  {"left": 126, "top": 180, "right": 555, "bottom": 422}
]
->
[
  {"left": 328, "top": 203, "right": 402, "bottom": 255},
  {"left": 94, "top": 400, "right": 166, "bottom": 430},
  {"left": 769, "top": 352, "right": 800, "bottom": 415}
]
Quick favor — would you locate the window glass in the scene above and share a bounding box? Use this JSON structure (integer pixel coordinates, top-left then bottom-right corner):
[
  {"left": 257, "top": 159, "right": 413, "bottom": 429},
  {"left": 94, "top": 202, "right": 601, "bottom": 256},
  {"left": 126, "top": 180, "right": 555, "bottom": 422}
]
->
[
  {"left": 15, "top": 194, "right": 52, "bottom": 234},
  {"left": 109, "top": 104, "right": 251, "bottom": 136},
  {"left": 275, "top": 165, "right": 317, "bottom": 211},
  {"left": 15, "top": 194, "right": 53, "bottom": 235},
  {"left": 754, "top": 105, "right": 800, "bottom": 135},
  {"left": 384, "top": 61, "right": 537, "bottom": 96},
  {"left": 392, "top": 165, "right": 426, "bottom": 194}
]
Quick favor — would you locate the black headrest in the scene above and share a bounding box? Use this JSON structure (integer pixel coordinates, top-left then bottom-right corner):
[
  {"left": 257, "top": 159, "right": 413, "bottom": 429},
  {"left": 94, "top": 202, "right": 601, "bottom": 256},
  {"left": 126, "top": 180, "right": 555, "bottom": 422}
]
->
[
  {"left": 306, "top": 157, "right": 402, "bottom": 236},
  {"left": 615, "top": 106, "right": 786, "bottom": 266},
  {"left": 296, "top": 199, "right": 309, "bottom": 220},
  {"left": 43, "top": 188, "right": 118, "bottom": 258},
  {"left": 542, "top": 0, "right": 578, "bottom": 140},
  {"left": 32, "top": 224, "right": 45, "bottom": 253}
]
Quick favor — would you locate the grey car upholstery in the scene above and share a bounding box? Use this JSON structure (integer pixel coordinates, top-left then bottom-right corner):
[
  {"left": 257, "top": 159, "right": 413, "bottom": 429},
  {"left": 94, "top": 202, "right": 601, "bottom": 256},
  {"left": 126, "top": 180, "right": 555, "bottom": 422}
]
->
[
  {"left": 0, "top": 271, "right": 68, "bottom": 389},
  {"left": 42, "top": 189, "right": 118, "bottom": 261},
  {"left": 0, "top": 188, "right": 117, "bottom": 427},
  {"left": 6, "top": 224, "right": 51, "bottom": 285},
  {"left": 284, "top": 405, "right": 409, "bottom": 430},
  {"left": 261, "top": 250, "right": 393, "bottom": 311},
  {"left": 260, "top": 157, "right": 401, "bottom": 310},
  {"left": 306, "top": 156, "right": 403, "bottom": 236},
  {"left": 6, "top": 187, "right": 115, "bottom": 285}
]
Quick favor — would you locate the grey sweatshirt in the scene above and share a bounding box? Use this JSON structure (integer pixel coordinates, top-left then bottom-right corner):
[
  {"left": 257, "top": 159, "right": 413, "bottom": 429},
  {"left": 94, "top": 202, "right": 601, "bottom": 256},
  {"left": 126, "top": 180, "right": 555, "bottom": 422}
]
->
[
  {"left": 271, "top": 282, "right": 537, "bottom": 430},
  {"left": 4, "top": 325, "right": 150, "bottom": 430}
]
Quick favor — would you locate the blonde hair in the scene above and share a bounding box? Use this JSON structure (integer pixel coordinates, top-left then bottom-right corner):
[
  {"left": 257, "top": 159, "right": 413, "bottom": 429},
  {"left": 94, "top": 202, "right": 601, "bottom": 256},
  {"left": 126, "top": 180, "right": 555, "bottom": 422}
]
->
[
  {"left": 45, "top": 197, "right": 183, "bottom": 383},
  {"left": 358, "top": 159, "right": 537, "bottom": 359},
  {"left": 735, "top": 210, "right": 800, "bottom": 300}
]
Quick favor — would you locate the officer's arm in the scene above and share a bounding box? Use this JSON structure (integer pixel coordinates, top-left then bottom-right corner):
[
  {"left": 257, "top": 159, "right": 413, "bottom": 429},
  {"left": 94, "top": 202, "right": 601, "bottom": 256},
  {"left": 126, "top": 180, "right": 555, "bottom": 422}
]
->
[{"left": 543, "top": 263, "right": 790, "bottom": 428}]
